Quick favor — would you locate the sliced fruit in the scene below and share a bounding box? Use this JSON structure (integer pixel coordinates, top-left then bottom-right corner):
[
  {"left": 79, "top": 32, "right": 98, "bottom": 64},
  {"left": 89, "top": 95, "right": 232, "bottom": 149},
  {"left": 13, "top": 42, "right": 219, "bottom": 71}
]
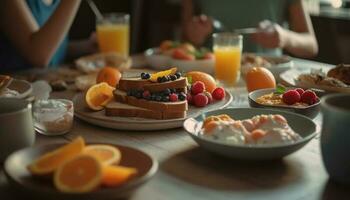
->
[
  {"left": 186, "top": 71, "right": 217, "bottom": 93},
  {"left": 85, "top": 82, "right": 115, "bottom": 111},
  {"left": 84, "top": 145, "right": 121, "bottom": 166},
  {"left": 245, "top": 67, "right": 276, "bottom": 92},
  {"left": 54, "top": 154, "right": 102, "bottom": 193},
  {"left": 203, "top": 116, "right": 221, "bottom": 127},
  {"left": 172, "top": 48, "right": 195, "bottom": 60},
  {"left": 28, "top": 137, "right": 85, "bottom": 176},
  {"left": 101, "top": 165, "right": 137, "bottom": 187},
  {"left": 203, "top": 121, "right": 219, "bottom": 134},
  {"left": 96, "top": 67, "right": 121, "bottom": 87},
  {"left": 150, "top": 67, "right": 177, "bottom": 82}
]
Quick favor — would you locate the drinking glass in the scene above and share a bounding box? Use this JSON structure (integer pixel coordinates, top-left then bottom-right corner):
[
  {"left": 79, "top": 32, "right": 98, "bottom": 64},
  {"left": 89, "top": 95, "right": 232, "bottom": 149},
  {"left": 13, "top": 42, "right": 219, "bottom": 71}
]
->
[
  {"left": 213, "top": 33, "right": 243, "bottom": 87},
  {"left": 96, "top": 13, "right": 130, "bottom": 57}
]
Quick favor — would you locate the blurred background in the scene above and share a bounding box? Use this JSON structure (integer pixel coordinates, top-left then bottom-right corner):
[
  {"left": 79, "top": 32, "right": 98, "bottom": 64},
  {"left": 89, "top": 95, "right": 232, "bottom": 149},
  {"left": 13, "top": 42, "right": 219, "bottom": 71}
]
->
[{"left": 69, "top": 0, "right": 350, "bottom": 64}]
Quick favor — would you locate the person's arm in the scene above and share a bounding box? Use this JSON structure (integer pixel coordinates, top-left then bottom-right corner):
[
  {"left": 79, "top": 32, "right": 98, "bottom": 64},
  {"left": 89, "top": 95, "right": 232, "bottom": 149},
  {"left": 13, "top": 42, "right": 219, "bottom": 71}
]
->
[
  {"left": 252, "top": 0, "right": 318, "bottom": 58},
  {"left": 67, "top": 32, "right": 97, "bottom": 61},
  {"left": 0, "top": 0, "right": 81, "bottom": 68}
]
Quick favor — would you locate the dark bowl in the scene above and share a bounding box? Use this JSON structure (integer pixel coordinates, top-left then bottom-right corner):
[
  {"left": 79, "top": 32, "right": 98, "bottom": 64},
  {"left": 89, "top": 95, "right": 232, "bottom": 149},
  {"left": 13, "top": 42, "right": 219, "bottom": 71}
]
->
[
  {"left": 4, "top": 143, "right": 158, "bottom": 200},
  {"left": 248, "top": 88, "right": 320, "bottom": 119}
]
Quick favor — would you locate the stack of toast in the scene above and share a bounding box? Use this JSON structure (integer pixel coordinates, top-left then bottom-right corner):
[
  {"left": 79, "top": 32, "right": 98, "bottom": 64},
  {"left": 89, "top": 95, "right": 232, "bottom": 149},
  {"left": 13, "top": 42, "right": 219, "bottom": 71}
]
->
[{"left": 105, "top": 70, "right": 189, "bottom": 120}]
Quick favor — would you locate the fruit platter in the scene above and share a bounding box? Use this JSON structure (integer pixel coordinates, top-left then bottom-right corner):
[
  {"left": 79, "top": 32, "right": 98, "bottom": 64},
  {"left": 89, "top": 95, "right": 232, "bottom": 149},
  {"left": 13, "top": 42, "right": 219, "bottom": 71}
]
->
[
  {"left": 73, "top": 67, "right": 232, "bottom": 131},
  {"left": 144, "top": 40, "right": 215, "bottom": 74}
]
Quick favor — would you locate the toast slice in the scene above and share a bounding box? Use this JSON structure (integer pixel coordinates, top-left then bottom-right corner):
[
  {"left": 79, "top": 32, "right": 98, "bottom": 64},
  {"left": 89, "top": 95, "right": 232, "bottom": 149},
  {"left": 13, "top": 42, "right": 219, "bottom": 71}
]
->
[
  {"left": 114, "top": 89, "right": 188, "bottom": 112},
  {"left": 118, "top": 77, "right": 188, "bottom": 93},
  {"left": 105, "top": 101, "right": 186, "bottom": 119}
]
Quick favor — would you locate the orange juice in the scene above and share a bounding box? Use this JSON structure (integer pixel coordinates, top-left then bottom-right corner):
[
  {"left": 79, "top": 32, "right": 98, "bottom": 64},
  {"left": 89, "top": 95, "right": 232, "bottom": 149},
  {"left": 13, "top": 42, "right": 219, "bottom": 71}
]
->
[
  {"left": 214, "top": 47, "right": 241, "bottom": 86},
  {"left": 97, "top": 24, "right": 129, "bottom": 57}
]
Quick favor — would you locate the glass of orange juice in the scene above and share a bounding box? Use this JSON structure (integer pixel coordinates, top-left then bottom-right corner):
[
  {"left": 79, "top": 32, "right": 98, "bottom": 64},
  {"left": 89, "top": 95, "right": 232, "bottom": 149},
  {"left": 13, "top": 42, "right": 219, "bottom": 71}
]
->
[
  {"left": 213, "top": 33, "right": 243, "bottom": 87},
  {"left": 96, "top": 13, "right": 130, "bottom": 57}
]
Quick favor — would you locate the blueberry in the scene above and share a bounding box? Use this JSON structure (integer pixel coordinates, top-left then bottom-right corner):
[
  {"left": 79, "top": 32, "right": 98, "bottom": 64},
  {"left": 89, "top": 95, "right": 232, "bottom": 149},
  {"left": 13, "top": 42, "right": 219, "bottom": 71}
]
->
[
  {"left": 150, "top": 94, "right": 156, "bottom": 101},
  {"left": 170, "top": 88, "right": 176, "bottom": 93},
  {"left": 141, "top": 72, "right": 145, "bottom": 78},
  {"left": 170, "top": 75, "right": 177, "bottom": 81},
  {"left": 175, "top": 72, "right": 181, "bottom": 79},
  {"left": 163, "top": 88, "right": 171, "bottom": 95},
  {"left": 179, "top": 92, "right": 186, "bottom": 101},
  {"left": 155, "top": 96, "right": 162, "bottom": 102},
  {"left": 161, "top": 76, "right": 168, "bottom": 82},
  {"left": 144, "top": 73, "right": 151, "bottom": 79},
  {"left": 157, "top": 77, "right": 162, "bottom": 83},
  {"left": 162, "top": 96, "right": 169, "bottom": 102}
]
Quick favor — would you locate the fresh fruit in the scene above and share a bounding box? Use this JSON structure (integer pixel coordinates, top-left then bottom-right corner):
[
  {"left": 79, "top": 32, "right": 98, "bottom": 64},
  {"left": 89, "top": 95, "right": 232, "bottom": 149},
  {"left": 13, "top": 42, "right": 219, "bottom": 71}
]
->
[
  {"left": 150, "top": 67, "right": 177, "bottom": 82},
  {"left": 186, "top": 93, "right": 193, "bottom": 104},
  {"left": 282, "top": 90, "right": 301, "bottom": 105},
  {"left": 191, "top": 81, "right": 205, "bottom": 95},
  {"left": 193, "top": 93, "right": 209, "bottom": 107},
  {"left": 101, "top": 165, "right": 137, "bottom": 187},
  {"left": 172, "top": 48, "right": 195, "bottom": 60},
  {"left": 301, "top": 90, "right": 318, "bottom": 105},
  {"left": 84, "top": 145, "right": 121, "bottom": 166},
  {"left": 245, "top": 67, "right": 276, "bottom": 92},
  {"left": 212, "top": 87, "right": 225, "bottom": 100},
  {"left": 251, "top": 129, "right": 266, "bottom": 141},
  {"left": 204, "top": 91, "right": 213, "bottom": 104},
  {"left": 217, "top": 114, "right": 233, "bottom": 121},
  {"left": 54, "top": 154, "right": 102, "bottom": 193},
  {"left": 169, "top": 93, "right": 178, "bottom": 102},
  {"left": 175, "top": 72, "right": 182, "bottom": 79},
  {"left": 203, "top": 121, "right": 219, "bottom": 134},
  {"left": 28, "top": 137, "right": 85, "bottom": 176},
  {"left": 179, "top": 43, "right": 196, "bottom": 53},
  {"left": 203, "top": 52, "right": 214, "bottom": 60},
  {"left": 160, "top": 40, "right": 173, "bottom": 52},
  {"left": 85, "top": 82, "right": 115, "bottom": 111},
  {"left": 186, "top": 71, "right": 216, "bottom": 93},
  {"left": 178, "top": 92, "right": 187, "bottom": 101},
  {"left": 142, "top": 90, "right": 151, "bottom": 99},
  {"left": 295, "top": 88, "right": 305, "bottom": 96},
  {"left": 203, "top": 116, "right": 221, "bottom": 127},
  {"left": 96, "top": 67, "right": 121, "bottom": 87},
  {"left": 141, "top": 72, "right": 151, "bottom": 80}
]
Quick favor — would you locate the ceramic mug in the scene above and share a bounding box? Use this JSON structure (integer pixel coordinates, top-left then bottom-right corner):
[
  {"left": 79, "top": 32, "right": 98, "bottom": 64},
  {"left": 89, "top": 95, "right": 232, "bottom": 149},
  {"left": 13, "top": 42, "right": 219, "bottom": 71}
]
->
[
  {"left": 321, "top": 94, "right": 350, "bottom": 184},
  {"left": 0, "top": 98, "right": 35, "bottom": 162}
]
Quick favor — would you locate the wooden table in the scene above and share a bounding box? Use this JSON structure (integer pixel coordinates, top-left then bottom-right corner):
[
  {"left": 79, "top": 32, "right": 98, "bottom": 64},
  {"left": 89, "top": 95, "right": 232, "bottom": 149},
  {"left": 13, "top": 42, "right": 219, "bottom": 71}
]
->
[{"left": 1, "top": 58, "right": 350, "bottom": 200}]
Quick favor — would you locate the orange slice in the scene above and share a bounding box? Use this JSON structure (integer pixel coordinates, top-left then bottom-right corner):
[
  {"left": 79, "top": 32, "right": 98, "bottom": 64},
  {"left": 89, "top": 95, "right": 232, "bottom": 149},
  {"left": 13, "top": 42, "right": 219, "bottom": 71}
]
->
[
  {"left": 101, "top": 165, "right": 137, "bottom": 187},
  {"left": 150, "top": 67, "right": 177, "bottom": 82},
  {"left": 85, "top": 82, "right": 115, "bottom": 111},
  {"left": 28, "top": 137, "right": 85, "bottom": 176},
  {"left": 54, "top": 154, "right": 102, "bottom": 193},
  {"left": 84, "top": 145, "right": 121, "bottom": 166}
]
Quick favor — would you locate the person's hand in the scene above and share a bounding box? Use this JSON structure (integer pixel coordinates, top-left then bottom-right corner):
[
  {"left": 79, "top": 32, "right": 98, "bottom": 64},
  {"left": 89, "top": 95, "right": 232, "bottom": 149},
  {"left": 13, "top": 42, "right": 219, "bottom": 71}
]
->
[
  {"left": 183, "top": 15, "right": 213, "bottom": 46},
  {"left": 251, "top": 20, "right": 287, "bottom": 49}
]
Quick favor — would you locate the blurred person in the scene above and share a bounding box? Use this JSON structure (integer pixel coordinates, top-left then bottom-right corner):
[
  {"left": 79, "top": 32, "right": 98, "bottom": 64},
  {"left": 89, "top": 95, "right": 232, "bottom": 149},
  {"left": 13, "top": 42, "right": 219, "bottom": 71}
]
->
[
  {"left": 0, "top": 0, "right": 97, "bottom": 72},
  {"left": 182, "top": 0, "right": 318, "bottom": 58}
]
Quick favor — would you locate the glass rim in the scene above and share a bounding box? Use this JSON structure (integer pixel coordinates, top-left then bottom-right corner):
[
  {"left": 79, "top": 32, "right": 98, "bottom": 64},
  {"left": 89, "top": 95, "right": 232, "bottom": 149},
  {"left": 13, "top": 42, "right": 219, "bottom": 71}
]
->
[
  {"left": 212, "top": 32, "right": 242, "bottom": 39},
  {"left": 321, "top": 93, "right": 350, "bottom": 114},
  {"left": 99, "top": 12, "right": 129, "bottom": 20}
]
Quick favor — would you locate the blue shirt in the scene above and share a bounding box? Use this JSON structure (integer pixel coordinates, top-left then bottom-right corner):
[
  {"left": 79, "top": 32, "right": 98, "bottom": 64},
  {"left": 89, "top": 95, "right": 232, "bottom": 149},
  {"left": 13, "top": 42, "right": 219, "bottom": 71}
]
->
[{"left": 0, "top": 0, "right": 68, "bottom": 72}]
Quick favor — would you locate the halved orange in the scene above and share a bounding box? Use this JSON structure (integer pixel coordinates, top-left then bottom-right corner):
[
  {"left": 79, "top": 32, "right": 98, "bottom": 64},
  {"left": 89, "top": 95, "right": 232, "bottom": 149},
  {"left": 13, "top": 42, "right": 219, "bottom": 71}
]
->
[
  {"left": 85, "top": 82, "right": 115, "bottom": 111},
  {"left": 101, "top": 165, "right": 137, "bottom": 187},
  {"left": 54, "top": 154, "right": 102, "bottom": 193},
  {"left": 150, "top": 67, "right": 177, "bottom": 82},
  {"left": 28, "top": 137, "right": 85, "bottom": 176},
  {"left": 84, "top": 145, "right": 121, "bottom": 166},
  {"left": 96, "top": 67, "right": 121, "bottom": 87}
]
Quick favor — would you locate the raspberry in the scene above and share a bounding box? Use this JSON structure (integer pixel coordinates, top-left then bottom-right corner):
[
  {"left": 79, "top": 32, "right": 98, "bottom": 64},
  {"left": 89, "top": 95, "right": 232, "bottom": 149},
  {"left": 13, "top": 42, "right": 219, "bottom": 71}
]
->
[
  {"left": 204, "top": 91, "right": 213, "bottom": 104},
  {"left": 295, "top": 88, "right": 305, "bottom": 96},
  {"left": 301, "top": 90, "right": 318, "bottom": 105},
  {"left": 191, "top": 81, "right": 205, "bottom": 95},
  {"left": 142, "top": 90, "right": 151, "bottom": 99},
  {"left": 186, "top": 93, "right": 193, "bottom": 105},
  {"left": 282, "top": 90, "right": 301, "bottom": 105},
  {"left": 193, "top": 93, "right": 208, "bottom": 107},
  {"left": 169, "top": 93, "right": 178, "bottom": 102},
  {"left": 212, "top": 87, "right": 225, "bottom": 100}
]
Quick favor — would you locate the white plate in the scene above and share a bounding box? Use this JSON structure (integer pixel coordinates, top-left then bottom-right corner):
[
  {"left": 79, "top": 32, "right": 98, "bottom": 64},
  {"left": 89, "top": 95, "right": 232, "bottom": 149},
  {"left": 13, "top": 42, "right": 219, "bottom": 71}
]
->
[
  {"left": 184, "top": 108, "right": 319, "bottom": 160},
  {"left": 0, "top": 79, "right": 32, "bottom": 99},
  {"left": 73, "top": 91, "right": 233, "bottom": 131},
  {"left": 279, "top": 68, "right": 350, "bottom": 93}
]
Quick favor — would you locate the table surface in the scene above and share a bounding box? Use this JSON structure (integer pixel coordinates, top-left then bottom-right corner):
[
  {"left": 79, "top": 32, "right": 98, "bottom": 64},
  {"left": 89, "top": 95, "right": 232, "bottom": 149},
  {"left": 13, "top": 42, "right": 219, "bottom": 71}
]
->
[{"left": 1, "top": 57, "right": 350, "bottom": 200}]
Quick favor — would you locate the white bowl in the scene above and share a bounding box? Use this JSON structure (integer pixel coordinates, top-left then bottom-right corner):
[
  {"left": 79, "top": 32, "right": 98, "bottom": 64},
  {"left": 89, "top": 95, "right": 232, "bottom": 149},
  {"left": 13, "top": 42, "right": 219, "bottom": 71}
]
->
[
  {"left": 170, "top": 58, "right": 215, "bottom": 75},
  {"left": 144, "top": 48, "right": 171, "bottom": 70}
]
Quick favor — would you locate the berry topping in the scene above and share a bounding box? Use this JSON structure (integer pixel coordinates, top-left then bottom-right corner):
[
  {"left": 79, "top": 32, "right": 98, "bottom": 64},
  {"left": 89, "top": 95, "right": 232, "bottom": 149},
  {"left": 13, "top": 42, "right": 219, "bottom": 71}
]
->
[
  {"left": 282, "top": 90, "right": 301, "bottom": 105},
  {"left": 295, "top": 88, "right": 305, "bottom": 96},
  {"left": 163, "top": 88, "right": 171, "bottom": 96},
  {"left": 141, "top": 72, "right": 150, "bottom": 79},
  {"left": 142, "top": 90, "right": 151, "bottom": 99},
  {"left": 212, "top": 87, "right": 225, "bottom": 100},
  {"left": 169, "top": 93, "right": 178, "bottom": 102},
  {"left": 193, "top": 93, "right": 209, "bottom": 107},
  {"left": 186, "top": 93, "right": 193, "bottom": 105},
  {"left": 175, "top": 72, "right": 182, "bottom": 79},
  {"left": 204, "top": 91, "right": 213, "bottom": 104},
  {"left": 135, "top": 90, "right": 143, "bottom": 99},
  {"left": 157, "top": 77, "right": 162, "bottom": 83},
  {"left": 301, "top": 90, "right": 318, "bottom": 105},
  {"left": 191, "top": 81, "right": 205, "bottom": 95},
  {"left": 178, "top": 92, "right": 187, "bottom": 101},
  {"left": 162, "top": 96, "right": 169, "bottom": 102},
  {"left": 170, "top": 88, "right": 176, "bottom": 93},
  {"left": 170, "top": 75, "right": 177, "bottom": 81}
]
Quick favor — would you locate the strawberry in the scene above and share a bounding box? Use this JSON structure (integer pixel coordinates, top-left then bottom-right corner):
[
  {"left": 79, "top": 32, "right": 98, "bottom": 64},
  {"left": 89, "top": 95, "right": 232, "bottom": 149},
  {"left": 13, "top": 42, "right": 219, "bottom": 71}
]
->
[
  {"left": 193, "top": 93, "right": 208, "bottom": 107},
  {"left": 191, "top": 81, "right": 206, "bottom": 95}
]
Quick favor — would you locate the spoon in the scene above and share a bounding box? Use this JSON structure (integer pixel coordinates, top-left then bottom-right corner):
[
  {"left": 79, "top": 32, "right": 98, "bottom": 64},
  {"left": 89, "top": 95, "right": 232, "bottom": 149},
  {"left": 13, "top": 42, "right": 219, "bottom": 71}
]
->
[{"left": 85, "top": 0, "right": 104, "bottom": 21}]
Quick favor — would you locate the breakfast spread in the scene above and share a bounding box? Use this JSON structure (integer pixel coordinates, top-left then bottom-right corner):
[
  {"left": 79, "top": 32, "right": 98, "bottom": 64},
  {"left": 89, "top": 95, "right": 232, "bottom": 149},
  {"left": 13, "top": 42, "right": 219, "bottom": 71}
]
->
[
  {"left": 201, "top": 114, "right": 302, "bottom": 145},
  {"left": 255, "top": 86, "right": 319, "bottom": 107},
  {"left": 27, "top": 137, "right": 137, "bottom": 193},
  {"left": 297, "top": 64, "right": 350, "bottom": 88}
]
